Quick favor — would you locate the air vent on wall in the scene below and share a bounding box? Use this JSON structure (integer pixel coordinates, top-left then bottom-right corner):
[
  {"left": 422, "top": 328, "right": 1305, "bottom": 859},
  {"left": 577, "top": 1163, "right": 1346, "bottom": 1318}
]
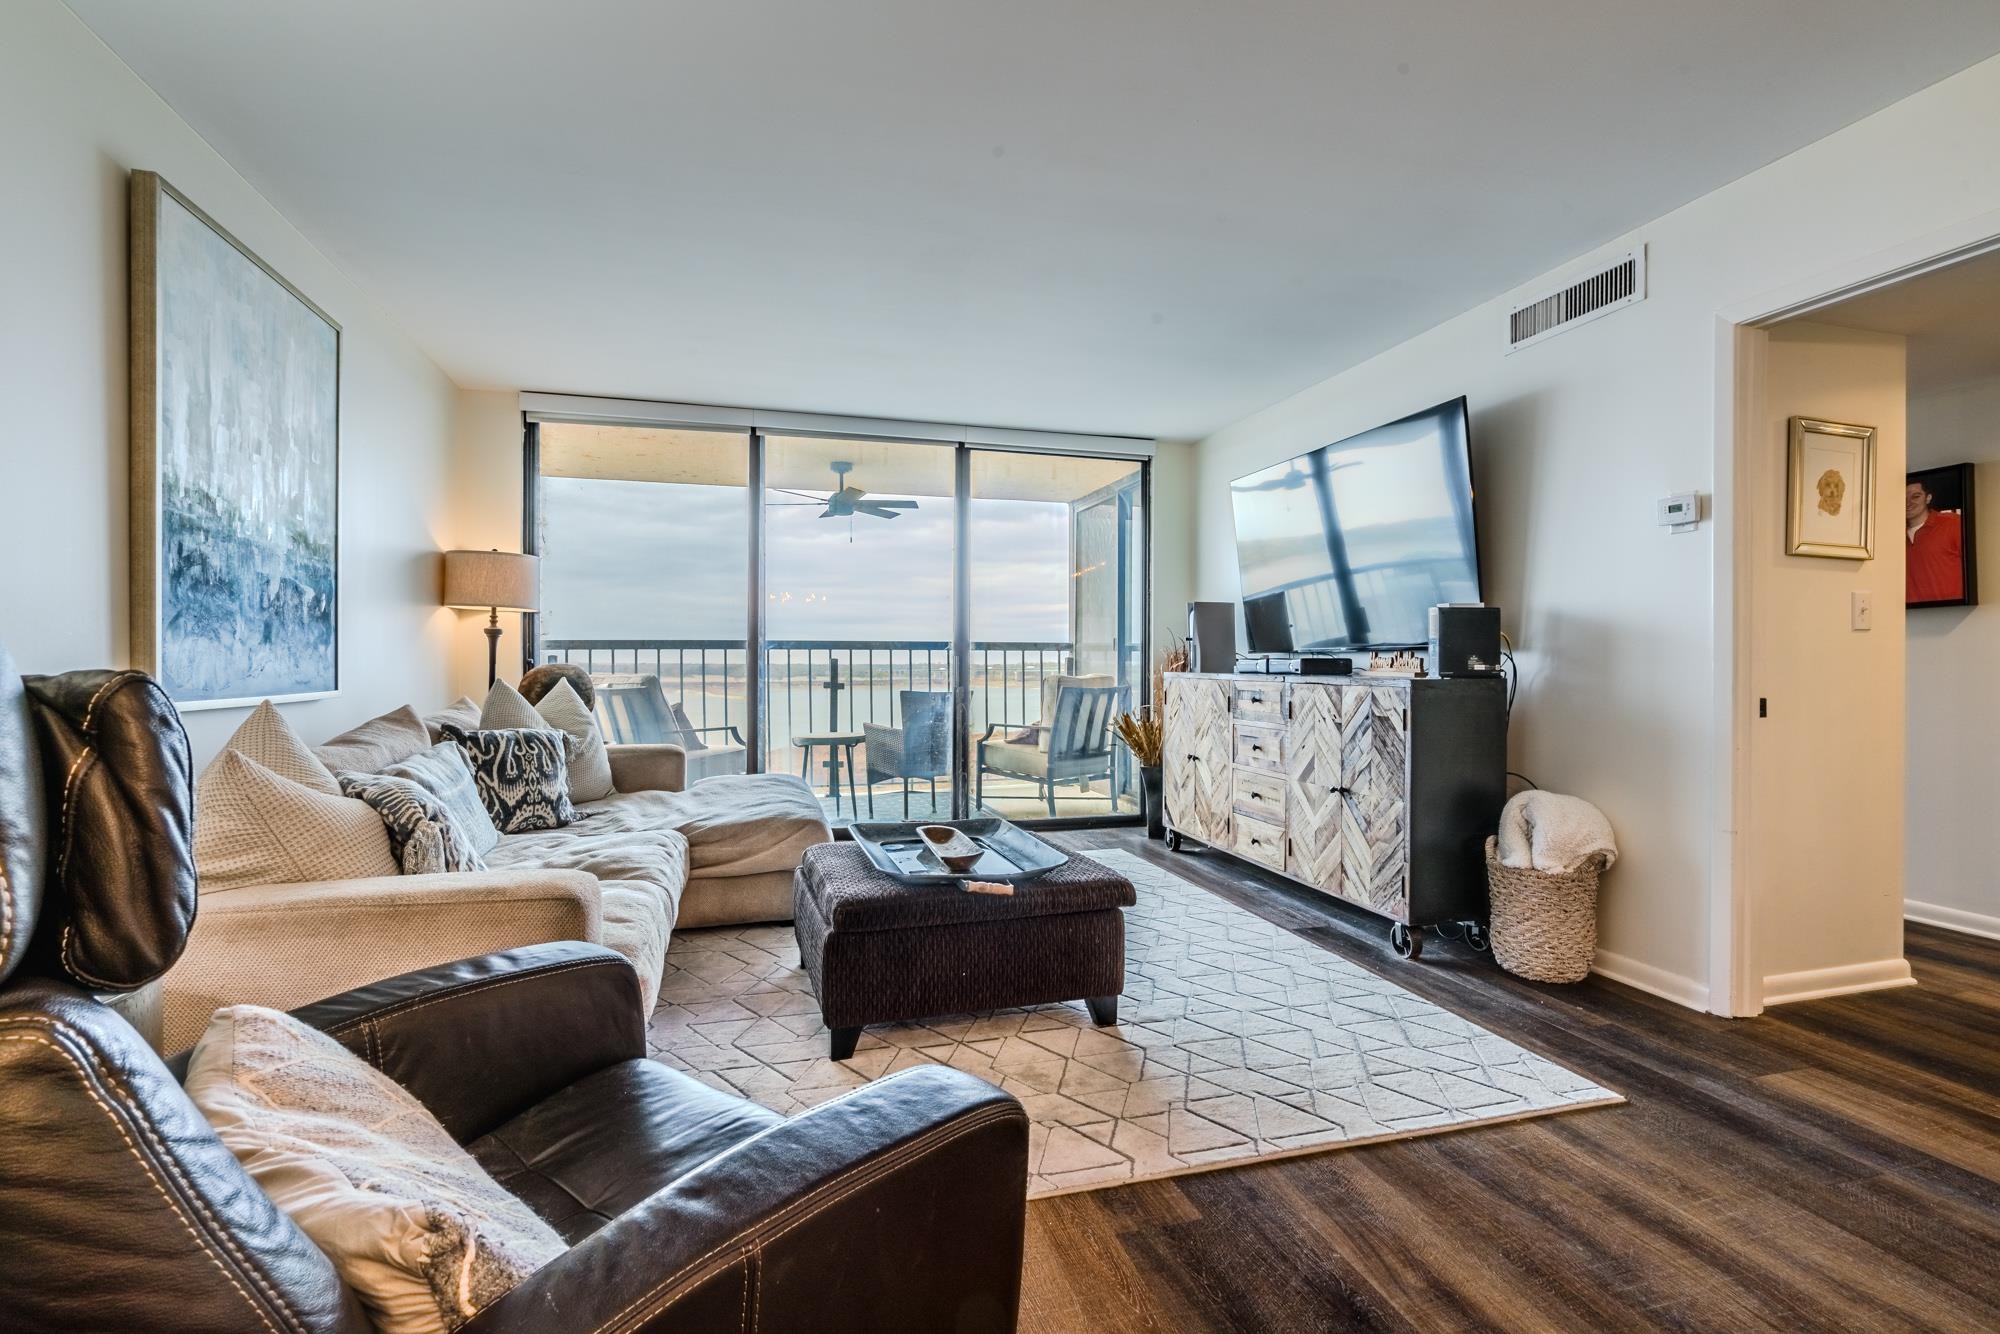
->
[{"left": 1506, "top": 247, "right": 1646, "bottom": 352}]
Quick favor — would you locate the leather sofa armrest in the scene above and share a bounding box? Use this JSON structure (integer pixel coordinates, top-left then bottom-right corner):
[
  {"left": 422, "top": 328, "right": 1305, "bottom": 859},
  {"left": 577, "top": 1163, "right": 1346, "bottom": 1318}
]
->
[
  {"left": 464, "top": 1066, "right": 1028, "bottom": 1334},
  {"left": 609, "top": 743, "right": 686, "bottom": 794},
  {"left": 291, "top": 942, "right": 644, "bottom": 1143},
  {"left": 161, "top": 869, "right": 602, "bottom": 1055}
]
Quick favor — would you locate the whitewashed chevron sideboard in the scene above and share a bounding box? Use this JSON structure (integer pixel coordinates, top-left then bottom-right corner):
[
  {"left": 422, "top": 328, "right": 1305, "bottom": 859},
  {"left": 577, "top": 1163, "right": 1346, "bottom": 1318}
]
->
[{"left": 1162, "top": 671, "right": 1507, "bottom": 958}]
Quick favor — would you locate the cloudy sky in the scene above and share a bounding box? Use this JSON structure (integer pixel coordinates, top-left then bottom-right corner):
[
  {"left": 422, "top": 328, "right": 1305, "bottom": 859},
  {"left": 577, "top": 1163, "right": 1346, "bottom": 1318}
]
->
[{"left": 539, "top": 478, "right": 1073, "bottom": 644}]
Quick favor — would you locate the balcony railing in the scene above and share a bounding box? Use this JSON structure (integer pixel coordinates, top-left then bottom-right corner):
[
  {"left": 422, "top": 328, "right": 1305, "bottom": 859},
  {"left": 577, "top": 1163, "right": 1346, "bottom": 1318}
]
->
[{"left": 540, "top": 637, "right": 1132, "bottom": 764}]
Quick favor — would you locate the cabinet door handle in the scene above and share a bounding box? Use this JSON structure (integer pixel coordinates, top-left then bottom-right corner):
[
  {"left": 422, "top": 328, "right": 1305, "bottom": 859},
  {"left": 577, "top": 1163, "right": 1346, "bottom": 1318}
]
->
[
  {"left": 1330, "top": 785, "right": 1352, "bottom": 796},
  {"left": 1249, "top": 742, "right": 1264, "bottom": 753}
]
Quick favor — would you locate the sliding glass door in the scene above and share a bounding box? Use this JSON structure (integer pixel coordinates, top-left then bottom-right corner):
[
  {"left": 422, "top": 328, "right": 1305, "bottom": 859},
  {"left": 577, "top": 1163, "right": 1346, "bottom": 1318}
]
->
[
  {"left": 530, "top": 419, "right": 1147, "bottom": 828},
  {"left": 968, "top": 451, "right": 1145, "bottom": 819}
]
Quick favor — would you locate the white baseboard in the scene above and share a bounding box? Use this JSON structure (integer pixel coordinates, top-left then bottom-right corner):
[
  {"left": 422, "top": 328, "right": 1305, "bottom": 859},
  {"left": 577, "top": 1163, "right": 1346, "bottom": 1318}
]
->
[
  {"left": 1761, "top": 957, "right": 1916, "bottom": 1007},
  {"left": 1591, "top": 949, "right": 1710, "bottom": 1011},
  {"left": 1905, "top": 899, "right": 2000, "bottom": 942}
]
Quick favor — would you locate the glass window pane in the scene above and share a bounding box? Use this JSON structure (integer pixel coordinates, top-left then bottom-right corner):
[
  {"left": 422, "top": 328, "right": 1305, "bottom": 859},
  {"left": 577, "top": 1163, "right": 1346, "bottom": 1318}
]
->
[
  {"left": 764, "top": 436, "right": 956, "bottom": 826},
  {"left": 535, "top": 423, "right": 751, "bottom": 777}
]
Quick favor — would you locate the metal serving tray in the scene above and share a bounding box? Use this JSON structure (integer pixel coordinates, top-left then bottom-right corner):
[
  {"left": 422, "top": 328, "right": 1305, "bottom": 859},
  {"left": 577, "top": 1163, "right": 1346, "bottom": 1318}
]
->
[{"left": 847, "top": 818, "right": 1068, "bottom": 884}]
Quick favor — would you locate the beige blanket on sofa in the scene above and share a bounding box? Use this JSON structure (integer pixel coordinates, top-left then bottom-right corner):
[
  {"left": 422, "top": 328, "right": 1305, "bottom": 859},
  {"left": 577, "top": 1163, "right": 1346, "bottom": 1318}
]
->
[{"left": 578, "top": 774, "right": 829, "bottom": 879}]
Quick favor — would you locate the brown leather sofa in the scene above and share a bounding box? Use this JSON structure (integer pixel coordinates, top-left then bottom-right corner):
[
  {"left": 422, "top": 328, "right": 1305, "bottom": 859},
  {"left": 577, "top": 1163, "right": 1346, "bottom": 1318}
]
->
[{"left": 0, "top": 652, "right": 1029, "bottom": 1332}]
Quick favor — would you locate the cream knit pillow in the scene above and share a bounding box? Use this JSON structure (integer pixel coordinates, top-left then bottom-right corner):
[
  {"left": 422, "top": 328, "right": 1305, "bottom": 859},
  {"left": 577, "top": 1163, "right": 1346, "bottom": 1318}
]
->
[
  {"left": 206, "top": 700, "right": 341, "bottom": 795},
  {"left": 187, "top": 1005, "right": 565, "bottom": 1333},
  {"left": 195, "top": 751, "right": 399, "bottom": 890},
  {"left": 477, "top": 679, "right": 544, "bottom": 731},
  {"left": 535, "top": 680, "right": 615, "bottom": 802}
]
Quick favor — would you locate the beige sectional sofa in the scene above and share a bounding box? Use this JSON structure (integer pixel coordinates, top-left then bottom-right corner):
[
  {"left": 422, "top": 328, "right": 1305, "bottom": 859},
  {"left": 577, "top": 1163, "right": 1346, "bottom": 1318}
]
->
[{"left": 161, "top": 701, "right": 830, "bottom": 1052}]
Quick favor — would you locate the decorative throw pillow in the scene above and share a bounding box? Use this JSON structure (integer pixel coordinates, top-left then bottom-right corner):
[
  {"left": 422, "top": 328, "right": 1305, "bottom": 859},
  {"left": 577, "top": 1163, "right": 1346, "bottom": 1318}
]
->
[
  {"left": 477, "top": 679, "right": 544, "bottom": 731},
  {"left": 381, "top": 743, "right": 502, "bottom": 857},
  {"left": 422, "top": 696, "right": 482, "bottom": 744},
  {"left": 534, "top": 680, "right": 615, "bottom": 802},
  {"left": 441, "top": 725, "right": 575, "bottom": 834},
  {"left": 313, "top": 706, "right": 433, "bottom": 776},
  {"left": 203, "top": 700, "right": 342, "bottom": 795},
  {"left": 194, "top": 751, "right": 400, "bottom": 890},
  {"left": 338, "top": 772, "right": 488, "bottom": 876},
  {"left": 186, "top": 1005, "right": 565, "bottom": 1334}
]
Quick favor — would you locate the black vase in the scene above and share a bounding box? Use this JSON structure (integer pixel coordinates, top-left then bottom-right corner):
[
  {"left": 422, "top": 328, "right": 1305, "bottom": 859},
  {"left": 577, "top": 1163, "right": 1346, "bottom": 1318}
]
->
[{"left": 1139, "top": 764, "right": 1165, "bottom": 839}]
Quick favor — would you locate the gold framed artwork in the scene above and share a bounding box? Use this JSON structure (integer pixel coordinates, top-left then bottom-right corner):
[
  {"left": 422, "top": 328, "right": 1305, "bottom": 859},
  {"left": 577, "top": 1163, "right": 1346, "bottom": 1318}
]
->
[
  {"left": 1785, "top": 416, "right": 1874, "bottom": 560},
  {"left": 130, "top": 170, "right": 342, "bottom": 709}
]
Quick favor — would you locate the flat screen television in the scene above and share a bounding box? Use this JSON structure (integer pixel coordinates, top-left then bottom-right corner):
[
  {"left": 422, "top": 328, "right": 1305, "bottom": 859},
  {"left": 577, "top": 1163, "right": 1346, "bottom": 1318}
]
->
[{"left": 1229, "top": 397, "right": 1480, "bottom": 652}]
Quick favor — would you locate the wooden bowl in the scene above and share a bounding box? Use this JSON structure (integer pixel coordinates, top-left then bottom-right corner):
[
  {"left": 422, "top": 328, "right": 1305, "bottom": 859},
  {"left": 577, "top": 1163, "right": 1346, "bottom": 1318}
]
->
[{"left": 916, "top": 824, "right": 982, "bottom": 872}]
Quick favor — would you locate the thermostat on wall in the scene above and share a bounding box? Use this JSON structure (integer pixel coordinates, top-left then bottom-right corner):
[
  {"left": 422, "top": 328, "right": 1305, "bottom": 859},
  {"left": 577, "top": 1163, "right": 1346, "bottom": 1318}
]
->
[{"left": 1657, "top": 492, "right": 1701, "bottom": 533}]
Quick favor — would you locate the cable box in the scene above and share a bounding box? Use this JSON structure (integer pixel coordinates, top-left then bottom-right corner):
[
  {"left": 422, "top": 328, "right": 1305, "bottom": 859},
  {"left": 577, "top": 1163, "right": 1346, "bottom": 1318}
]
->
[{"left": 1234, "top": 654, "right": 1353, "bottom": 676}]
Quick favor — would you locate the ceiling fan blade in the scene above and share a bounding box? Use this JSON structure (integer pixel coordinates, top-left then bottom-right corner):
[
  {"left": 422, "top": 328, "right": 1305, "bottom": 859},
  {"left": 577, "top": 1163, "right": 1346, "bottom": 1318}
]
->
[
  {"left": 870, "top": 499, "right": 918, "bottom": 508},
  {"left": 855, "top": 503, "right": 904, "bottom": 519},
  {"left": 773, "top": 488, "right": 828, "bottom": 501},
  {"left": 817, "top": 505, "right": 839, "bottom": 519}
]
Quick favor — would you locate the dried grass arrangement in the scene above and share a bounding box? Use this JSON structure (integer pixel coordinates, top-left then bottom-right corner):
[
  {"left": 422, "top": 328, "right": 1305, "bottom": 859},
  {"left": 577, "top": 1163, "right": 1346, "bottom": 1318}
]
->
[
  {"left": 1111, "top": 712, "right": 1164, "bottom": 766},
  {"left": 1112, "top": 641, "right": 1188, "bottom": 767}
]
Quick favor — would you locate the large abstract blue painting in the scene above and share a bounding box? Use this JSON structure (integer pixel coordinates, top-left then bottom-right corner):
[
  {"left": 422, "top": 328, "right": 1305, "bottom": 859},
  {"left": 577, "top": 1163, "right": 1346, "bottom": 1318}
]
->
[{"left": 133, "top": 174, "right": 339, "bottom": 708}]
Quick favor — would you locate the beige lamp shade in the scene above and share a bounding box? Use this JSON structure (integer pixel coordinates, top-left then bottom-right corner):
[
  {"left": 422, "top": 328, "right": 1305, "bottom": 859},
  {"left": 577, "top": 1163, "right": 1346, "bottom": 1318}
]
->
[{"left": 442, "top": 549, "right": 539, "bottom": 612}]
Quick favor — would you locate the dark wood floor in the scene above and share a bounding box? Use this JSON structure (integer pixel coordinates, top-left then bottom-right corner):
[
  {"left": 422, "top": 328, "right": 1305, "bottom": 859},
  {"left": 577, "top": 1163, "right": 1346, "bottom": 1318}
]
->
[{"left": 1028, "top": 829, "right": 2000, "bottom": 1334}]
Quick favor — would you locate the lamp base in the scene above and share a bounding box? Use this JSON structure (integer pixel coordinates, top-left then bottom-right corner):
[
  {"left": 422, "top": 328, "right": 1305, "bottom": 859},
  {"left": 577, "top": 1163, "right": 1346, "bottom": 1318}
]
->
[{"left": 484, "top": 613, "right": 502, "bottom": 689}]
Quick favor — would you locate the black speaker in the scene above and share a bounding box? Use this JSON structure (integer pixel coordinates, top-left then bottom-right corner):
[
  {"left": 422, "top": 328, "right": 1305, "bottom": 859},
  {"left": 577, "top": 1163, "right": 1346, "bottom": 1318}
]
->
[
  {"left": 1428, "top": 604, "right": 1501, "bottom": 677},
  {"left": 1188, "top": 602, "right": 1236, "bottom": 673}
]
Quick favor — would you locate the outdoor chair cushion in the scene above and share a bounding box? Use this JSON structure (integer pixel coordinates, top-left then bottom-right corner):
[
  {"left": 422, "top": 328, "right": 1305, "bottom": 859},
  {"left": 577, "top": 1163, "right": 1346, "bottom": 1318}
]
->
[{"left": 978, "top": 737, "right": 1049, "bottom": 779}]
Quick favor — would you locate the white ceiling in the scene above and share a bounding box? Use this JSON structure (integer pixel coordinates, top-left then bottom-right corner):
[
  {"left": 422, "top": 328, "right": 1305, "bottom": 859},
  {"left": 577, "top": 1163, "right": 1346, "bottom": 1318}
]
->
[
  {"left": 1811, "top": 248, "right": 2000, "bottom": 394},
  {"left": 68, "top": 1, "right": 2000, "bottom": 439}
]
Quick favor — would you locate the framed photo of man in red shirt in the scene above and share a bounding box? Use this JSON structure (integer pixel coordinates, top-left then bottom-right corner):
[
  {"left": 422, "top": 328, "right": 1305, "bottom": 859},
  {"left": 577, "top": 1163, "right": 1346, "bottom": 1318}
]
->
[{"left": 1906, "top": 463, "right": 1978, "bottom": 608}]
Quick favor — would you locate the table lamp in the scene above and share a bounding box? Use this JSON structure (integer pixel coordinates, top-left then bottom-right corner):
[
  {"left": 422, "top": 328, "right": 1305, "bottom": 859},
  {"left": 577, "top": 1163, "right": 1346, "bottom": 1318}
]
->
[{"left": 443, "top": 549, "right": 540, "bottom": 687}]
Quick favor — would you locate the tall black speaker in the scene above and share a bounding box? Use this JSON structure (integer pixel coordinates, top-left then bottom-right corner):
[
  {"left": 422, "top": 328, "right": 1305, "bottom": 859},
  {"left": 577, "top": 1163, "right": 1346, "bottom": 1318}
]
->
[{"left": 1188, "top": 602, "right": 1236, "bottom": 673}]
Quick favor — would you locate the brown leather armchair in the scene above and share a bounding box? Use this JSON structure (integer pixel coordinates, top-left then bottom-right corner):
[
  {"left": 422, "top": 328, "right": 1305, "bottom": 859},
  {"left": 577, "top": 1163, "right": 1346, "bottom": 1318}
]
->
[{"left": 0, "top": 652, "right": 1029, "bottom": 1332}]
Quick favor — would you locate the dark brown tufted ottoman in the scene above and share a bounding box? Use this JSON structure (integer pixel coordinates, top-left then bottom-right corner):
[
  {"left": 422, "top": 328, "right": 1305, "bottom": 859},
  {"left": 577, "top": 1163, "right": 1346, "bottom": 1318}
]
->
[{"left": 794, "top": 843, "right": 1137, "bottom": 1059}]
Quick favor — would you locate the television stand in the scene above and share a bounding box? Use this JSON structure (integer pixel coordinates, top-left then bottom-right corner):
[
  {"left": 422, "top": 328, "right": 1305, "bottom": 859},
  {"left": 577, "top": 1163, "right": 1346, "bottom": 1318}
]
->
[{"left": 1160, "top": 670, "right": 1506, "bottom": 957}]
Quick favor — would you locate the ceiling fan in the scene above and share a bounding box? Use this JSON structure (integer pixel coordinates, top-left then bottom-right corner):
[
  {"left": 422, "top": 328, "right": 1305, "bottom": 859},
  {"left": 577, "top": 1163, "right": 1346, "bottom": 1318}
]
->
[{"left": 771, "top": 460, "right": 917, "bottom": 539}]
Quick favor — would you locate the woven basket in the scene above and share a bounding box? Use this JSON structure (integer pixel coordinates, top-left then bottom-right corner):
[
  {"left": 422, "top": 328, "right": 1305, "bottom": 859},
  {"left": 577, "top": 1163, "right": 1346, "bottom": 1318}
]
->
[{"left": 1484, "top": 836, "right": 1604, "bottom": 984}]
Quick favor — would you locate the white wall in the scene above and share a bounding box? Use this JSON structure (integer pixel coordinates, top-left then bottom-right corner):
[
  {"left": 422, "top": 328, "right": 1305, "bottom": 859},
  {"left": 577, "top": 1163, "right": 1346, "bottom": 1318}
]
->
[
  {"left": 1905, "top": 371, "right": 2000, "bottom": 939},
  {"left": 0, "top": 0, "right": 462, "bottom": 766},
  {"left": 1190, "top": 52, "right": 2000, "bottom": 1010},
  {"left": 446, "top": 388, "right": 531, "bottom": 697},
  {"left": 1750, "top": 324, "right": 1910, "bottom": 1003}
]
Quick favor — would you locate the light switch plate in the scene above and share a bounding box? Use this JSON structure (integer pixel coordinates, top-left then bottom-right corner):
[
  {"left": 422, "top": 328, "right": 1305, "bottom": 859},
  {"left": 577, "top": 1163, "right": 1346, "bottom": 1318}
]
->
[{"left": 1851, "top": 591, "right": 1873, "bottom": 631}]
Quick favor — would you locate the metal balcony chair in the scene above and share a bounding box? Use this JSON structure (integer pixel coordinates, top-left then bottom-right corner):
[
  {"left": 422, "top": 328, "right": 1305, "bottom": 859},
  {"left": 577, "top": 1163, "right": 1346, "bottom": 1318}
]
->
[
  {"left": 862, "top": 690, "right": 952, "bottom": 818},
  {"left": 976, "top": 679, "right": 1128, "bottom": 817},
  {"left": 592, "top": 673, "right": 747, "bottom": 782}
]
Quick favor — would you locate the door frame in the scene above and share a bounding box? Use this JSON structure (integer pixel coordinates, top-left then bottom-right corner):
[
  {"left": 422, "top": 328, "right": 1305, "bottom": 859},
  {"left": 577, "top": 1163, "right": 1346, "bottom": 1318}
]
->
[{"left": 1708, "top": 208, "right": 2000, "bottom": 1017}]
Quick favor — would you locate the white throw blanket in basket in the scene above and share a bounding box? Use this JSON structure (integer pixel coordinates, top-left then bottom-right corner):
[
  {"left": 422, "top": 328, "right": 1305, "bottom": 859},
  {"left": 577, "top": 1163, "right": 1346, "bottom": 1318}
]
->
[{"left": 1496, "top": 791, "right": 1617, "bottom": 874}]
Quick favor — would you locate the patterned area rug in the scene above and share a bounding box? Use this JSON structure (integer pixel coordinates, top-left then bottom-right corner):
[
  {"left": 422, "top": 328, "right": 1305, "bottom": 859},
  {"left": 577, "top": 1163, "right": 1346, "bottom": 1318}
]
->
[{"left": 647, "top": 849, "right": 1622, "bottom": 1197}]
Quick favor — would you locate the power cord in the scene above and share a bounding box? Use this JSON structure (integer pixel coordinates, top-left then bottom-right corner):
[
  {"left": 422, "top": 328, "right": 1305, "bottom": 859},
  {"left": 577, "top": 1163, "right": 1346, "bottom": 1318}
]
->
[{"left": 1498, "top": 631, "right": 1519, "bottom": 722}]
